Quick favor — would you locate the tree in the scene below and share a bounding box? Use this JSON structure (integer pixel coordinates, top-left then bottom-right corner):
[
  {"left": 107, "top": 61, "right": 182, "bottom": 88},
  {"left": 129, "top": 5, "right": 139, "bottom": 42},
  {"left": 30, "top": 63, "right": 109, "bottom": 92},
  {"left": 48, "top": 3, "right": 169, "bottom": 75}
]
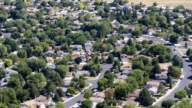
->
[
  {"left": 158, "top": 83, "right": 165, "bottom": 94},
  {"left": 189, "top": 54, "right": 192, "bottom": 61},
  {"left": 161, "top": 99, "right": 175, "bottom": 108},
  {"left": 115, "top": 83, "right": 130, "bottom": 100},
  {"left": 17, "top": 50, "right": 27, "bottom": 58},
  {"left": 172, "top": 55, "right": 183, "bottom": 68},
  {"left": 80, "top": 99, "right": 92, "bottom": 108},
  {"left": 41, "top": 1, "right": 47, "bottom": 7},
  {"left": 125, "top": 76, "right": 138, "bottom": 92},
  {"left": 188, "top": 83, "right": 192, "bottom": 89},
  {"left": 77, "top": 2, "right": 84, "bottom": 10},
  {"left": 0, "top": 68, "right": 6, "bottom": 79},
  {"left": 139, "top": 87, "right": 153, "bottom": 106},
  {"left": 53, "top": 93, "right": 60, "bottom": 102},
  {"left": 132, "top": 29, "right": 142, "bottom": 37},
  {"left": 27, "top": 59, "right": 46, "bottom": 72},
  {"left": 16, "top": 88, "right": 29, "bottom": 102},
  {"left": 4, "top": 0, "right": 10, "bottom": 5},
  {"left": 34, "top": 46, "right": 43, "bottom": 57},
  {"left": 84, "top": 89, "right": 93, "bottom": 99},
  {"left": 19, "top": 67, "right": 32, "bottom": 79},
  {"left": 168, "top": 66, "right": 182, "bottom": 78},
  {"left": 167, "top": 76, "right": 173, "bottom": 85},
  {"left": 11, "top": 32, "right": 21, "bottom": 39},
  {"left": 158, "top": 55, "right": 165, "bottom": 63},
  {"left": 0, "top": 14, "right": 7, "bottom": 23},
  {"left": 97, "top": 78, "right": 109, "bottom": 91},
  {"left": 56, "top": 88, "right": 64, "bottom": 97},
  {"left": 124, "top": 102, "right": 138, "bottom": 108},
  {"left": 55, "top": 102, "right": 64, "bottom": 108},
  {"left": 186, "top": 48, "right": 192, "bottom": 56},
  {"left": 121, "top": 45, "right": 130, "bottom": 55},
  {"left": 129, "top": 69, "right": 144, "bottom": 86},
  {"left": 5, "top": 59, "right": 12, "bottom": 67},
  {"left": 104, "top": 88, "right": 115, "bottom": 100},
  {"left": 169, "top": 33, "right": 179, "bottom": 44},
  {"left": 176, "top": 18, "right": 184, "bottom": 25},
  {"left": 66, "top": 87, "right": 75, "bottom": 95},
  {"left": 56, "top": 65, "right": 69, "bottom": 78},
  {"left": 107, "top": 54, "right": 114, "bottom": 63},
  {"left": 174, "top": 90, "right": 187, "bottom": 99},
  {"left": 8, "top": 54, "right": 18, "bottom": 64},
  {"left": 153, "top": 2, "right": 157, "bottom": 6},
  {"left": 0, "top": 45, "right": 7, "bottom": 58},
  {"left": 152, "top": 64, "right": 161, "bottom": 76},
  {"left": 8, "top": 77, "right": 23, "bottom": 89}
]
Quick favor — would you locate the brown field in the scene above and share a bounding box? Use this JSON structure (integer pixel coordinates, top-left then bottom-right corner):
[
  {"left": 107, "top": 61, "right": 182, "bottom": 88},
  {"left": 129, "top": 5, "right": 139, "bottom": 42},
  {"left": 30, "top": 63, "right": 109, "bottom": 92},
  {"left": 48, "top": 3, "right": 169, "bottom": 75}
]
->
[{"left": 107, "top": 0, "right": 192, "bottom": 8}]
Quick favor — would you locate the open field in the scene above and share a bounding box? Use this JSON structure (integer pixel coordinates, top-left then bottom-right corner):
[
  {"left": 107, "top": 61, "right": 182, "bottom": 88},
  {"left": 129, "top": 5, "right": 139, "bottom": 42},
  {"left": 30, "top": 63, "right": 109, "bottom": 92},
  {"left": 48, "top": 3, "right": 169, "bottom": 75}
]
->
[{"left": 105, "top": 0, "right": 192, "bottom": 8}]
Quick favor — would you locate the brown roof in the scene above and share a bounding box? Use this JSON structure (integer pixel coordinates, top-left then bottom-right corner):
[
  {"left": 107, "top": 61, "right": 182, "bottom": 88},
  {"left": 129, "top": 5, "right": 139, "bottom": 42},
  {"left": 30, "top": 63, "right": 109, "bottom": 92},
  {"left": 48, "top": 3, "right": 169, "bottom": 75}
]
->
[
  {"left": 159, "top": 63, "right": 172, "bottom": 74},
  {"left": 90, "top": 97, "right": 104, "bottom": 101},
  {"left": 35, "top": 95, "right": 50, "bottom": 104},
  {"left": 97, "top": 92, "right": 105, "bottom": 98},
  {"left": 146, "top": 81, "right": 160, "bottom": 86},
  {"left": 46, "top": 57, "right": 54, "bottom": 63}
]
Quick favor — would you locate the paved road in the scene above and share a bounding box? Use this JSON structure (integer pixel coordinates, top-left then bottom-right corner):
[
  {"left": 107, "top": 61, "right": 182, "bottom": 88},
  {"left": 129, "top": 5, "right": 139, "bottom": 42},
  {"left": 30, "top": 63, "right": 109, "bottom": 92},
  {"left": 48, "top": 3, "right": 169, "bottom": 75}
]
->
[
  {"left": 142, "top": 35, "right": 192, "bottom": 106},
  {"left": 64, "top": 64, "right": 112, "bottom": 108}
]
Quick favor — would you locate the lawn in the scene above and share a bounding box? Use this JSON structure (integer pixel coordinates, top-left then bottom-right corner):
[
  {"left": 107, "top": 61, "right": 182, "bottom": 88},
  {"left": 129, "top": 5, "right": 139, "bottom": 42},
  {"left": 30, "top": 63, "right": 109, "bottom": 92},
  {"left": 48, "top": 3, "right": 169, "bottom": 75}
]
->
[
  {"left": 153, "top": 93, "right": 165, "bottom": 99},
  {"left": 177, "top": 47, "right": 186, "bottom": 49},
  {"left": 86, "top": 77, "right": 97, "bottom": 80},
  {"left": 75, "top": 91, "right": 80, "bottom": 95},
  {"left": 85, "top": 83, "right": 90, "bottom": 87},
  {"left": 182, "top": 51, "right": 186, "bottom": 55}
]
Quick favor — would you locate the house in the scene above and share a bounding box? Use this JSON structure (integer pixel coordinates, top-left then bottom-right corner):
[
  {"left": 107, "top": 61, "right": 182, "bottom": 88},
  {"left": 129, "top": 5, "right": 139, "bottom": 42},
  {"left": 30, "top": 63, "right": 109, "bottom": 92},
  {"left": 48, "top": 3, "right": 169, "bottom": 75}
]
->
[
  {"left": 63, "top": 76, "right": 73, "bottom": 87},
  {"left": 123, "top": 5, "right": 132, "bottom": 11},
  {"left": 120, "top": 63, "right": 132, "bottom": 71},
  {"left": 121, "top": 70, "right": 130, "bottom": 76},
  {"left": 21, "top": 95, "right": 52, "bottom": 108},
  {"left": 28, "top": 56, "right": 38, "bottom": 60},
  {"left": 159, "top": 63, "right": 172, "bottom": 74},
  {"left": 45, "top": 64, "right": 56, "bottom": 71},
  {"left": 120, "top": 33, "right": 132, "bottom": 41},
  {"left": 155, "top": 74, "right": 168, "bottom": 80},
  {"left": 148, "top": 87, "right": 158, "bottom": 95},
  {"left": 72, "top": 51, "right": 81, "bottom": 60},
  {"left": 146, "top": 81, "right": 160, "bottom": 88},
  {"left": 126, "top": 93, "right": 140, "bottom": 106},
  {"left": 4, "top": 68, "right": 18, "bottom": 78},
  {"left": 115, "top": 43, "right": 125, "bottom": 49},
  {"left": 57, "top": 51, "right": 69, "bottom": 57},
  {"left": 90, "top": 97, "right": 104, "bottom": 108},
  {"left": 75, "top": 71, "right": 90, "bottom": 78},
  {"left": 45, "top": 50, "right": 54, "bottom": 56},
  {"left": 46, "top": 57, "right": 54, "bottom": 64},
  {"left": 147, "top": 29, "right": 155, "bottom": 36},
  {"left": 70, "top": 45, "right": 82, "bottom": 52},
  {"left": 56, "top": 87, "right": 67, "bottom": 94},
  {"left": 166, "top": 7, "right": 174, "bottom": 12},
  {"left": 85, "top": 43, "right": 92, "bottom": 53}
]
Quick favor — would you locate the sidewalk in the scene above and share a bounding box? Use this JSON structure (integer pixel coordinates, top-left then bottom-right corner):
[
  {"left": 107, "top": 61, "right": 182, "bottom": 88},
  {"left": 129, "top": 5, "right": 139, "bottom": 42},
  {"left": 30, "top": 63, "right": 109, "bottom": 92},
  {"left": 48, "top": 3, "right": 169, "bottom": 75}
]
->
[{"left": 63, "top": 83, "right": 92, "bottom": 103}]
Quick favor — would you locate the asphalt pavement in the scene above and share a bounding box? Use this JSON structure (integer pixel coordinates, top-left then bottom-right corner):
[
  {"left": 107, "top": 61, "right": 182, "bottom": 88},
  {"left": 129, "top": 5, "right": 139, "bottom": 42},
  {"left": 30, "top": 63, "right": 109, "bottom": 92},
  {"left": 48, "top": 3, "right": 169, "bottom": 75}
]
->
[
  {"left": 64, "top": 64, "right": 112, "bottom": 108},
  {"left": 142, "top": 35, "right": 192, "bottom": 106}
]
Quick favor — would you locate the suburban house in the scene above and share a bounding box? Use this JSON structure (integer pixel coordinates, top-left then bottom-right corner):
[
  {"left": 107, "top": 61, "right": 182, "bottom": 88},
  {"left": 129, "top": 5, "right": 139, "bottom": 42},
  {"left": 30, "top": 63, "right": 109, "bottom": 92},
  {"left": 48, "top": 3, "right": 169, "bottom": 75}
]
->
[
  {"left": 115, "top": 43, "right": 125, "bottom": 49},
  {"left": 45, "top": 50, "right": 54, "bottom": 56},
  {"left": 155, "top": 74, "right": 168, "bottom": 80},
  {"left": 159, "top": 63, "right": 172, "bottom": 74},
  {"left": 63, "top": 76, "right": 73, "bottom": 87},
  {"left": 45, "top": 64, "right": 56, "bottom": 71},
  {"left": 84, "top": 43, "right": 92, "bottom": 53},
  {"left": 28, "top": 56, "right": 38, "bottom": 60},
  {"left": 147, "top": 29, "right": 155, "bottom": 36},
  {"left": 4, "top": 68, "right": 18, "bottom": 79},
  {"left": 120, "top": 33, "right": 132, "bottom": 41},
  {"left": 57, "top": 51, "right": 69, "bottom": 57},
  {"left": 46, "top": 57, "right": 54, "bottom": 64},
  {"left": 146, "top": 81, "right": 160, "bottom": 95},
  {"left": 70, "top": 45, "right": 83, "bottom": 52},
  {"left": 75, "top": 71, "right": 90, "bottom": 78},
  {"left": 21, "top": 95, "right": 53, "bottom": 108},
  {"left": 90, "top": 96, "right": 104, "bottom": 108},
  {"left": 120, "top": 63, "right": 132, "bottom": 71}
]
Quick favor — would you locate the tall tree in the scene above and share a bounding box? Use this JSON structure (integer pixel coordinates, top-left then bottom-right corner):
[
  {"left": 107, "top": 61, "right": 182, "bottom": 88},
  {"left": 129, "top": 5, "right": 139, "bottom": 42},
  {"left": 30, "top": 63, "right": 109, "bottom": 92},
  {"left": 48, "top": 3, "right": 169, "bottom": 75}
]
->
[{"left": 139, "top": 87, "right": 153, "bottom": 106}]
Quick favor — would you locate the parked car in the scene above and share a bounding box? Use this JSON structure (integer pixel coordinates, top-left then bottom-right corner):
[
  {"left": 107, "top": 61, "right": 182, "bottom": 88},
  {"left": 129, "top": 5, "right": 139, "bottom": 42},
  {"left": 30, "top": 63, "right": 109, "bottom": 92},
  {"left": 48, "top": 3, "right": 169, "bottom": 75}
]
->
[{"left": 180, "top": 75, "right": 184, "bottom": 80}]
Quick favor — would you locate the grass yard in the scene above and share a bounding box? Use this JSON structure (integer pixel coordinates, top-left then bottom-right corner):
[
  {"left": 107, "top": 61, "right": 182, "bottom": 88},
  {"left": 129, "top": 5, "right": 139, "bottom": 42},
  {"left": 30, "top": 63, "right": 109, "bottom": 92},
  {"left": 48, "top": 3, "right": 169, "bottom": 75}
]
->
[
  {"left": 182, "top": 51, "right": 186, "bottom": 55},
  {"left": 85, "top": 83, "right": 90, "bottom": 87},
  {"left": 86, "top": 77, "right": 97, "bottom": 80},
  {"left": 75, "top": 91, "right": 80, "bottom": 95},
  {"left": 153, "top": 93, "right": 165, "bottom": 99},
  {"left": 177, "top": 47, "right": 186, "bottom": 49}
]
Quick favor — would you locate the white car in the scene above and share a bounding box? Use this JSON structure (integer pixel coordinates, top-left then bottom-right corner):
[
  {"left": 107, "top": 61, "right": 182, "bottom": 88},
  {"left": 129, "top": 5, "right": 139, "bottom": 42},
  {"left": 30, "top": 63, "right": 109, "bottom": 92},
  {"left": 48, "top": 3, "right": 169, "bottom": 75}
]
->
[{"left": 180, "top": 75, "right": 184, "bottom": 80}]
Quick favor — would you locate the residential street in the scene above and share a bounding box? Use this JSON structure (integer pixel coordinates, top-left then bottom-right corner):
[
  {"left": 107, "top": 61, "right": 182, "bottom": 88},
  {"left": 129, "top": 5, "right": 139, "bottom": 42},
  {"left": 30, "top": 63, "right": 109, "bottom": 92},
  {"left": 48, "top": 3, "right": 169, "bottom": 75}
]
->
[
  {"left": 64, "top": 64, "right": 112, "bottom": 108},
  {"left": 142, "top": 35, "right": 192, "bottom": 106}
]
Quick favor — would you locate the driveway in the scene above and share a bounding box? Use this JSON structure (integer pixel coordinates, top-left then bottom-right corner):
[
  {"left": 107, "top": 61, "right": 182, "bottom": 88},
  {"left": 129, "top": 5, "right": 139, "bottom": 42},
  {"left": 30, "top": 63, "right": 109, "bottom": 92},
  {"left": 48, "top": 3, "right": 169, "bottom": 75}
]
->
[
  {"left": 142, "top": 35, "right": 192, "bottom": 106},
  {"left": 63, "top": 64, "right": 112, "bottom": 108}
]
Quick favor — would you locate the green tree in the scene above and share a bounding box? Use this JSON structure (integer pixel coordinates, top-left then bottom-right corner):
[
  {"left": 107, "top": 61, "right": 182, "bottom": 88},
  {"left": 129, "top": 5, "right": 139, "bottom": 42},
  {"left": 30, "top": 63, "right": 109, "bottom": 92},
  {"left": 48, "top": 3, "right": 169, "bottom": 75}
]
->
[
  {"left": 34, "top": 46, "right": 43, "bottom": 57},
  {"left": 153, "top": 2, "right": 157, "bottom": 6},
  {"left": 158, "top": 83, "right": 165, "bottom": 94},
  {"left": 121, "top": 45, "right": 130, "bottom": 55},
  {"left": 0, "top": 14, "right": 7, "bottom": 23},
  {"left": 17, "top": 49, "right": 27, "bottom": 58},
  {"left": 8, "top": 54, "right": 18, "bottom": 64},
  {"left": 158, "top": 55, "right": 165, "bottom": 63},
  {"left": 56, "top": 88, "right": 64, "bottom": 97},
  {"left": 176, "top": 18, "right": 184, "bottom": 25},
  {"left": 5, "top": 59, "right": 13, "bottom": 67},
  {"left": 84, "top": 89, "right": 93, "bottom": 99},
  {"left": 129, "top": 69, "right": 144, "bottom": 86},
  {"left": 168, "top": 66, "right": 182, "bottom": 78},
  {"left": 56, "top": 65, "right": 69, "bottom": 78},
  {"left": 115, "top": 82, "right": 130, "bottom": 100},
  {"left": 55, "top": 102, "right": 64, "bottom": 108},
  {"left": 19, "top": 67, "right": 32, "bottom": 79},
  {"left": 8, "top": 77, "right": 23, "bottom": 89},
  {"left": 77, "top": 2, "right": 84, "bottom": 10},
  {"left": 174, "top": 90, "right": 187, "bottom": 99},
  {"left": 107, "top": 54, "right": 114, "bottom": 63},
  {"left": 27, "top": 59, "right": 46, "bottom": 72},
  {"left": 151, "top": 64, "right": 161, "bottom": 76},
  {"left": 126, "top": 76, "right": 138, "bottom": 92},
  {"left": 0, "top": 68, "right": 6, "bottom": 79},
  {"left": 172, "top": 55, "right": 183, "bottom": 68},
  {"left": 161, "top": 99, "right": 175, "bottom": 108},
  {"left": 0, "top": 45, "right": 7, "bottom": 58},
  {"left": 11, "top": 32, "right": 21, "bottom": 39},
  {"left": 132, "top": 29, "right": 142, "bottom": 37},
  {"left": 66, "top": 87, "right": 75, "bottom": 95},
  {"left": 53, "top": 93, "right": 60, "bottom": 102},
  {"left": 80, "top": 99, "right": 92, "bottom": 108},
  {"left": 186, "top": 48, "right": 192, "bottom": 56},
  {"left": 169, "top": 33, "right": 179, "bottom": 44},
  {"left": 139, "top": 87, "right": 153, "bottom": 106}
]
